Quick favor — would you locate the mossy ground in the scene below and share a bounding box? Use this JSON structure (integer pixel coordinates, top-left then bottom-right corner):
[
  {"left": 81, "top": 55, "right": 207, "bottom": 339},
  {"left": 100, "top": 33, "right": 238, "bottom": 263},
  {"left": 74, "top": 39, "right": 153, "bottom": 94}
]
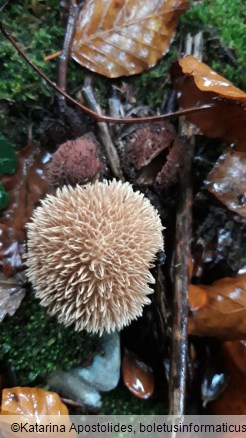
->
[
  {"left": 0, "top": 0, "right": 245, "bottom": 413},
  {"left": 101, "top": 386, "right": 167, "bottom": 415},
  {"left": 0, "top": 292, "right": 97, "bottom": 385}
]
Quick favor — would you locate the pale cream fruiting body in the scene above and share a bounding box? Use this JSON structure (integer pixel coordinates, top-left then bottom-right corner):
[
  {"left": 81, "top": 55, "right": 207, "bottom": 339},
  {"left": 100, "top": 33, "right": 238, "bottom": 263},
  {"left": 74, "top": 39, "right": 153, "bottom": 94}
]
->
[{"left": 26, "top": 180, "right": 164, "bottom": 335}]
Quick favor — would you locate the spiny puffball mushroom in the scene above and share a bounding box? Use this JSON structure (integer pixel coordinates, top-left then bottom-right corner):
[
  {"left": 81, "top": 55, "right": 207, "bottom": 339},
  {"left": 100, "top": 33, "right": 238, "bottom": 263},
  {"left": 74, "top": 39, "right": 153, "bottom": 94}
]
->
[{"left": 26, "top": 180, "right": 164, "bottom": 335}]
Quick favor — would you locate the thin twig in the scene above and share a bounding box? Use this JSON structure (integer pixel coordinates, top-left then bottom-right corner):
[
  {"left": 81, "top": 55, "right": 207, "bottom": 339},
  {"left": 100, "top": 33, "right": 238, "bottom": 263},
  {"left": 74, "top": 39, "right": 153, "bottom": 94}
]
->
[
  {"left": 0, "top": 1, "right": 9, "bottom": 12},
  {"left": 0, "top": 22, "right": 216, "bottom": 125},
  {"left": 58, "top": 0, "right": 79, "bottom": 113},
  {"left": 82, "top": 84, "right": 125, "bottom": 180}
]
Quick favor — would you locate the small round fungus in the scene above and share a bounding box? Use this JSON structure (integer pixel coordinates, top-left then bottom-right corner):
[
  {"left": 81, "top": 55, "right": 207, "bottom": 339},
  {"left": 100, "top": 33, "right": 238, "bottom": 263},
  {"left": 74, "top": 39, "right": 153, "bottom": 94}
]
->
[
  {"left": 48, "top": 133, "right": 103, "bottom": 186},
  {"left": 26, "top": 180, "right": 164, "bottom": 334}
]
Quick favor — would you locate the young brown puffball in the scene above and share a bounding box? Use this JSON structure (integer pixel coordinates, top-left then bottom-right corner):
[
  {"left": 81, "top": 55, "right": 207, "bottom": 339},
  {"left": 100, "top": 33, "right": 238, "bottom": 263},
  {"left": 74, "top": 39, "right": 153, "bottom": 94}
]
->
[{"left": 26, "top": 180, "right": 164, "bottom": 335}]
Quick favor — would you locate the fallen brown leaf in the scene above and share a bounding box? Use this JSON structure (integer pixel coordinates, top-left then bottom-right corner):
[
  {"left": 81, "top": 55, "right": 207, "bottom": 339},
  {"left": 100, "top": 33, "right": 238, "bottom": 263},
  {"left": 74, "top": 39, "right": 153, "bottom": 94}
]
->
[
  {"left": 188, "top": 274, "right": 246, "bottom": 339},
  {"left": 0, "top": 387, "right": 69, "bottom": 415},
  {"left": 0, "top": 387, "right": 74, "bottom": 438},
  {"left": 171, "top": 55, "right": 246, "bottom": 151},
  {"left": 206, "top": 150, "right": 246, "bottom": 218},
  {"left": 0, "top": 142, "right": 51, "bottom": 276},
  {"left": 71, "top": 0, "right": 189, "bottom": 78},
  {"left": 188, "top": 284, "right": 208, "bottom": 312}
]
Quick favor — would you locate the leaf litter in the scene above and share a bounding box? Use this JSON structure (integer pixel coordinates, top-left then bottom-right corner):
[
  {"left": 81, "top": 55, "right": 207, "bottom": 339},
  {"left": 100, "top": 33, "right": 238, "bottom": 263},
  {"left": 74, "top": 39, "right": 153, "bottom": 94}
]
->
[
  {"left": 189, "top": 274, "right": 246, "bottom": 340},
  {"left": 0, "top": 142, "right": 51, "bottom": 277}
]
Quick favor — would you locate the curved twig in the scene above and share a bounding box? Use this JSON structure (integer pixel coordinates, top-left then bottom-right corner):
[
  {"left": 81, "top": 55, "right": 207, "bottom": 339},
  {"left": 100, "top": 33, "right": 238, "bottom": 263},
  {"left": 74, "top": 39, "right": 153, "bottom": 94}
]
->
[{"left": 0, "top": 22, "right": 216, "bottom": 125}]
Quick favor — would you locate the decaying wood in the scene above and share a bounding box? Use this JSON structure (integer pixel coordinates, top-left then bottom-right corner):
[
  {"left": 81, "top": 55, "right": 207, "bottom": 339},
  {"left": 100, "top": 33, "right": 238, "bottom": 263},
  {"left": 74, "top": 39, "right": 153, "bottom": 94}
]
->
[
  {"left": 169, "top": 32, "right": 203, "bottom": 417},
  {"left": 168, "top": 138, "right": 194, "bottom": 416}
]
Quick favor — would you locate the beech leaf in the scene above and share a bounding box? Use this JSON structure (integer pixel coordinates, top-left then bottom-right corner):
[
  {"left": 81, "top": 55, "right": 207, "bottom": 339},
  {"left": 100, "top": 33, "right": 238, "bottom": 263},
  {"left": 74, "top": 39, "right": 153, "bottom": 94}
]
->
[
  {"left": 0, "top": 387, "right": 74, "bottom": 438},
  {"left": 71, "top": 0, "right": 189, "bottom": 78},
  {"left": 0, "top": 142, "right": 51, "bottom": 276},
  {"left": 205, "top": 150, "right": 246, "bottom": 218},
  {"left": 171, "top": 55, "right": 246, "bottom": 151},
  {"left": 188, "top": 274, "right": 246, "bottom": 340}
]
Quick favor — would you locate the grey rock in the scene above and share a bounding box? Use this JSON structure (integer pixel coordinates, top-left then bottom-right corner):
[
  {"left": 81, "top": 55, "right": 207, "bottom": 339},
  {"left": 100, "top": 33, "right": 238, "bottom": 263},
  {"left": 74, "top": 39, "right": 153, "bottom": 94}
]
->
[
  {"left": 47, "top": 370, "right": 101, "bottom": 409},
  {"left": 71, "top": 331, "right": 120, "bottom": 392}
]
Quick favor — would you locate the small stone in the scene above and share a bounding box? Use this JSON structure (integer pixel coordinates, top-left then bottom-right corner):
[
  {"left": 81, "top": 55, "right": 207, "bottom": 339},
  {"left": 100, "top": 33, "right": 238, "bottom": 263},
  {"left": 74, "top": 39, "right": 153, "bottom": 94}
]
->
[
  {"left": 122, "top": 350, "right": 154, "bottom": 399},
  {"left": 71, "top": 332, "right": 120, "bottom": 392},
  {"left": 47, "top": 370, "right": 101, "bottom": 409}
]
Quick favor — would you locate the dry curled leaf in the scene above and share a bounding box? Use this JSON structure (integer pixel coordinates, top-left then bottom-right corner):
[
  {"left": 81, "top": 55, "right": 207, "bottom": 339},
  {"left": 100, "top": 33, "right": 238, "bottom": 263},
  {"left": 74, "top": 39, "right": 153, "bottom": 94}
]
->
[
  {"left": 71, "top": 0, "right": 189, "bottom": 78},
  {"left": 0, "top": 272, "right": 26, "bottom": 322},
  {"left": 171, "top": 55, "right": 246, "bottom": 151},
  {"left": 0, "top": 387, "right": 74, "bottom": 438},
  {"left": 205, "top": 150, "right": 246, "bottom": 218},
  {"left": 188, "top": 274, "right": 246, "bottom": 340},
  {"left": 0, "top": 142, "right": 51, "bottom": 276}
]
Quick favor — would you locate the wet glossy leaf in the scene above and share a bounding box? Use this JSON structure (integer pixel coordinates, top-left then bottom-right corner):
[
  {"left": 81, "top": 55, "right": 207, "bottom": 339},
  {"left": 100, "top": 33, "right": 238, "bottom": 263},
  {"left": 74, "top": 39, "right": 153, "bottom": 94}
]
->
[
  {"left": 171, "top": 55, "right": 246, "bottom": 151},
  {"left": 0, "top": 387, "right": 73, "bottom": 438},
  {"left": 71, "top": 0, "right": 189, "bottom": 78},
  {"left": 0, "top": 142, "right": 51, "bottom": 276},
  {"left": 189, "top": 284, "right": 208, "bottom": 312},
  {"left": 0, "top": 272, "right": 26, "bottom": 322},
  {"left": 0, "top": 387, "right": 69, "bottom": 415},
  {"left": 205, "top": 150, "right": 246, "bottom": 218},
  {"left": 211, "top": 341, "right": 246, "bottom": 414},
  {"left": 122, "top": 350, "right": 154, "bottom": 399},
  {"left": 188, "top": 274, "right": 246, "bottom": 339}
]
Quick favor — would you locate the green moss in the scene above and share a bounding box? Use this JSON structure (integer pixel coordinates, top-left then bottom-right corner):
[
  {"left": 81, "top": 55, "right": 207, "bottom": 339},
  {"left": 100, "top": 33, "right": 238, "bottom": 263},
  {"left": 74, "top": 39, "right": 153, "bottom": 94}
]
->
[
  {"left": 101, "top": 385, "right": 167, "bottom": 415},
  {"left": 0, "top": 1, "right": 63, "bottom": 103},
  {"left": 184, "top": 0, "right": 246, "bottom": 89},
  {"left": 129, "top": 49, "right": 179, "bottom": 107},
  {"left": 0, "top": 292, "right": 97, "bottom": 385}
]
